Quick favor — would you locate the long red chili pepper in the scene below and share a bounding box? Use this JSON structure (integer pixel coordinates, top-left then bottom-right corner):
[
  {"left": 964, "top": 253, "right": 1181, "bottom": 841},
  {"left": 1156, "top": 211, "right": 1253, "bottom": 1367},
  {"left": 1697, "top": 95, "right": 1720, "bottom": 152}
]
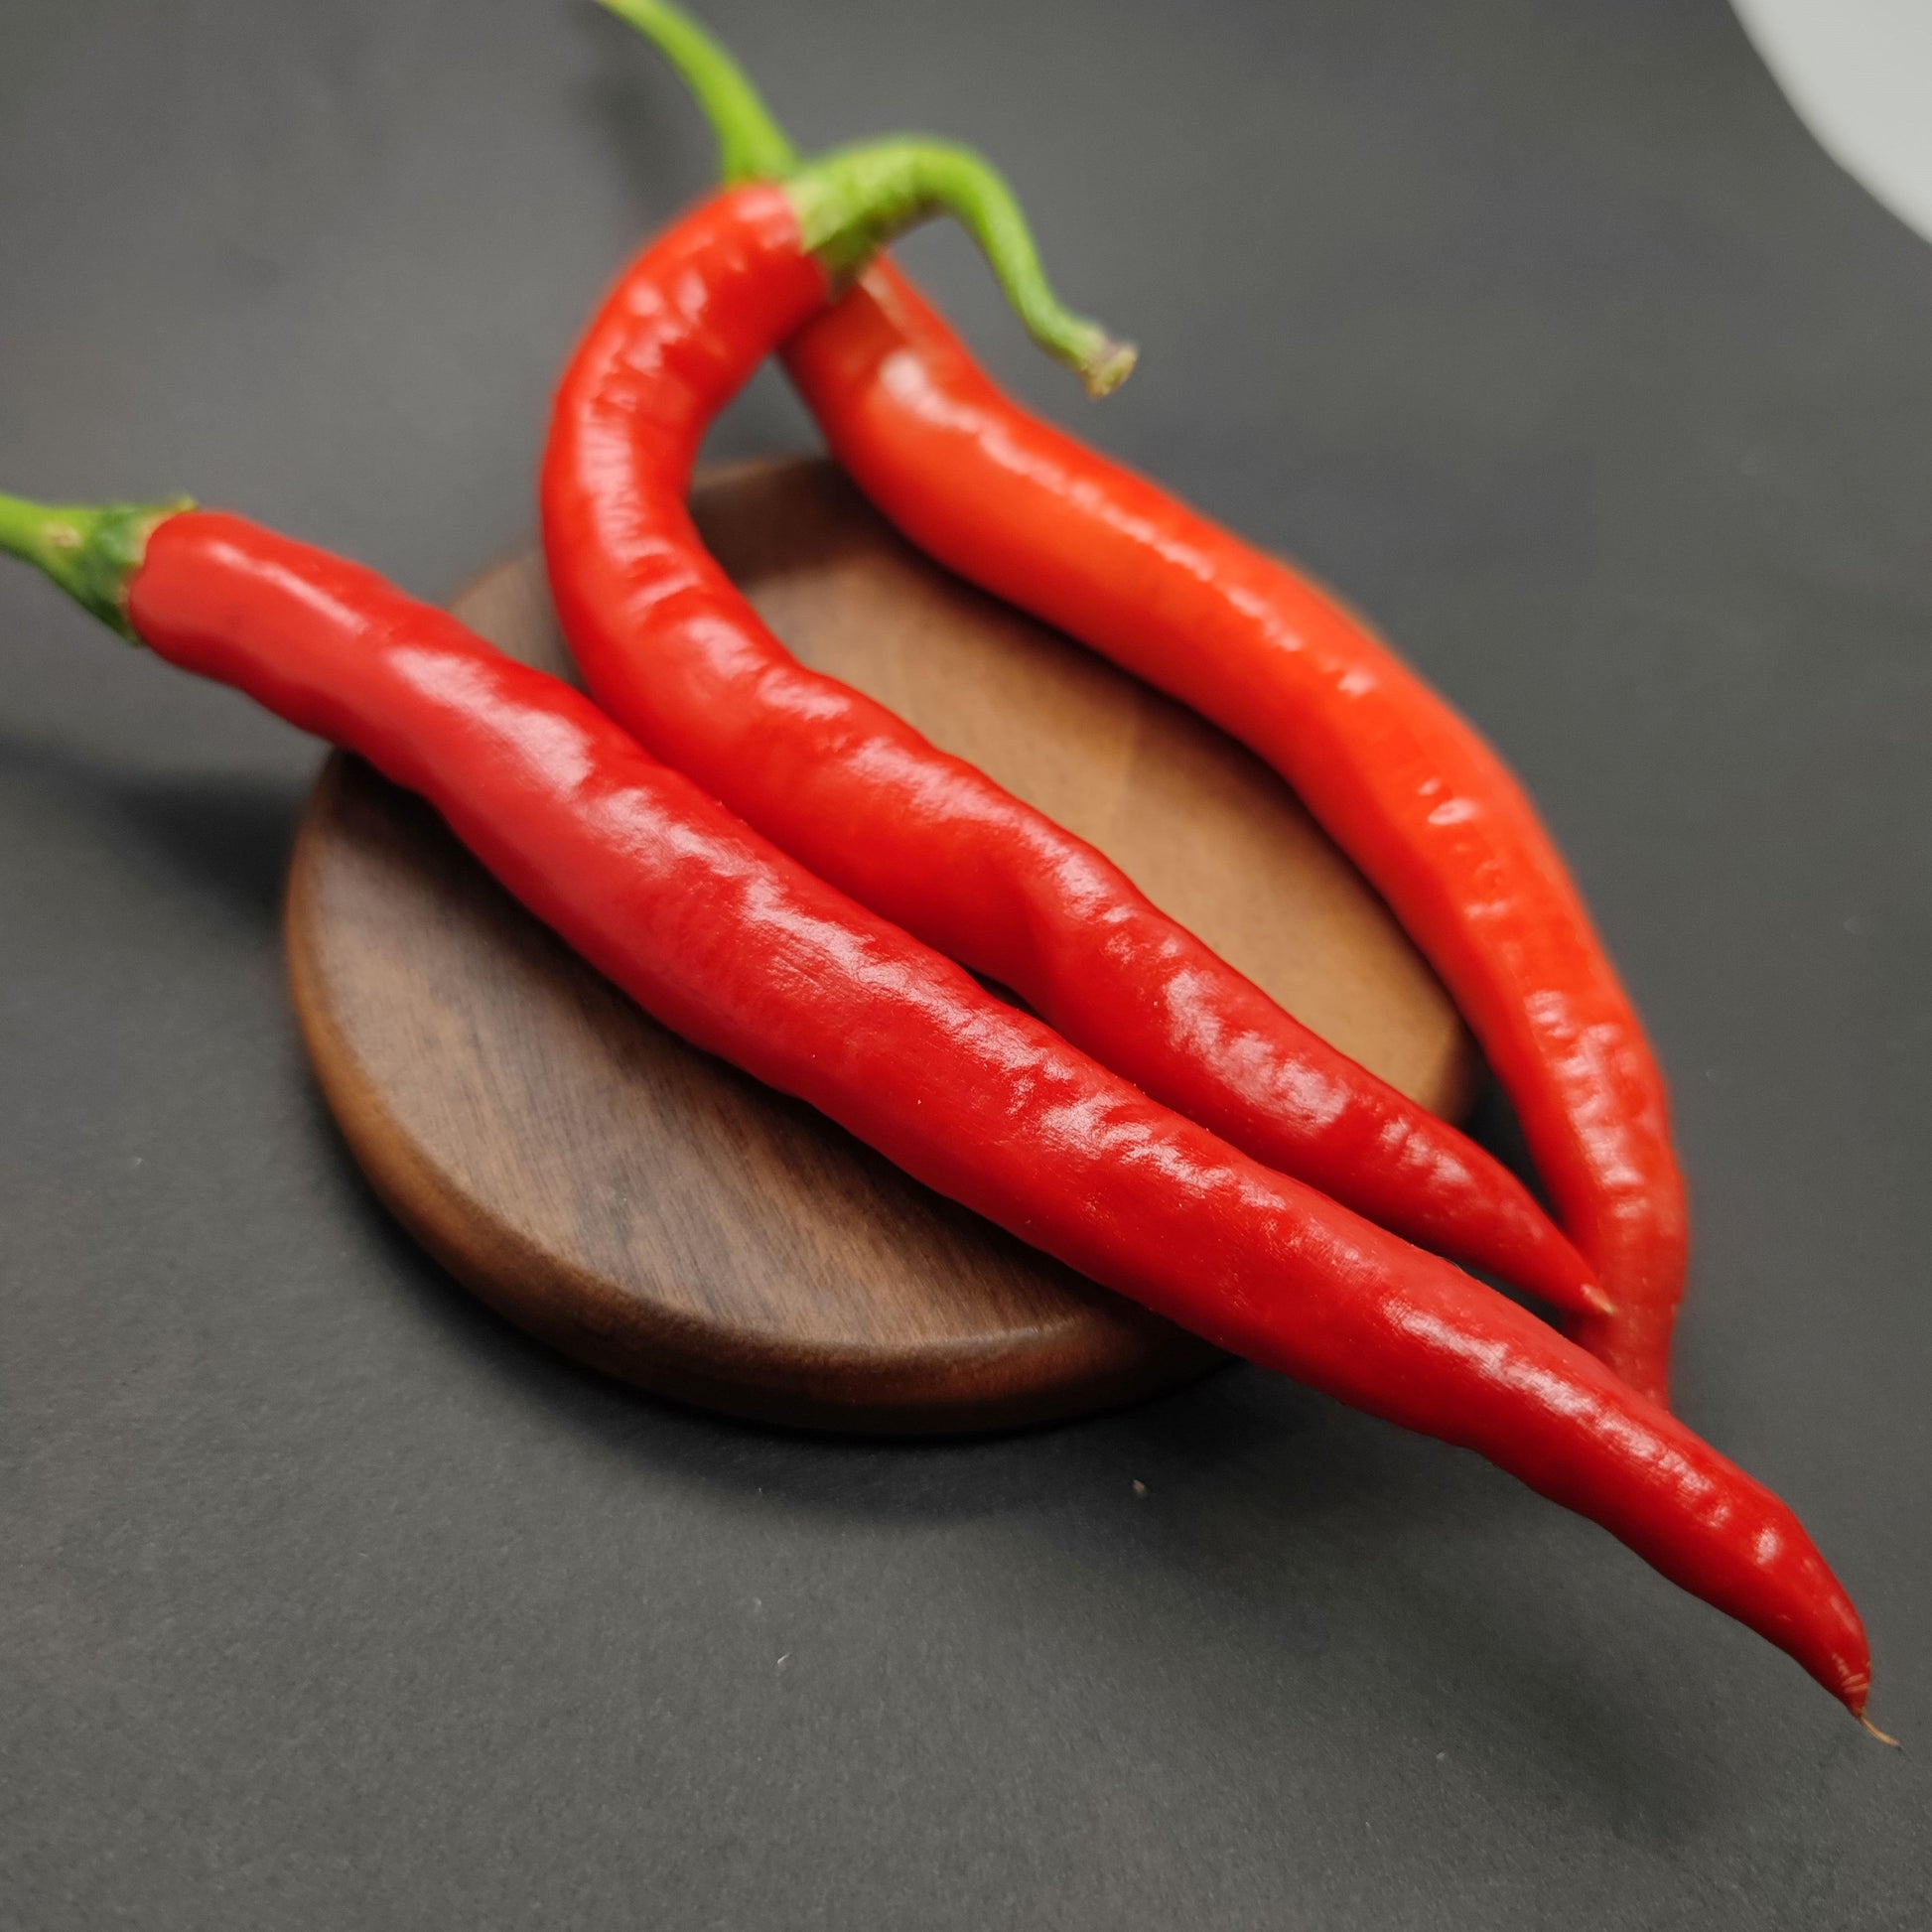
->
[
  {"left": 608, "top": 0, "right": 1689, "bottom": 1407},
  {"left": 0, "top": 485, "right": 1881, "bottom": 1725},
  {"left": 545, "top": 68, "right": 1605, "bottom": 1322}
]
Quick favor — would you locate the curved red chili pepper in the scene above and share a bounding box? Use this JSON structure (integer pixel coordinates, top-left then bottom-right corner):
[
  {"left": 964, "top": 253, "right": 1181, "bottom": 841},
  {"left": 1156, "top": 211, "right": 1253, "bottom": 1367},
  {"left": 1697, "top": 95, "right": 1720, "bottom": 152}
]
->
[
  {"left": 0, "top": 489, "right": 1879, "bottom": 1724},
  {"left": 789, "top": 271, "right": 1690, "bottom": 1403},
  {"left": 543, "top": 112, "right": 1605, "bottom": 1321},
  {"left": 608, "top": 0, "right": 1690, "bottom": 1407}
]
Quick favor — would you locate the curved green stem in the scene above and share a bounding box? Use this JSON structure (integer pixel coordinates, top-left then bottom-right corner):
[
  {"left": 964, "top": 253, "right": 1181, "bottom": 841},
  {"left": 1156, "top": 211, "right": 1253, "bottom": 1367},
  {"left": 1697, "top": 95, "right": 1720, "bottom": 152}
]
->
[
  {"left": 789, "top": 139, "right": 1135, "bottom": 396},
  {"left": 596, "top": 0, "right": 798, "bottom": 182},
  {"left": 601, "top": 0, "right": 1135, "bottom": 398},
  {"left": 0, "top": 492, "right": 187, "bottom": 640}
]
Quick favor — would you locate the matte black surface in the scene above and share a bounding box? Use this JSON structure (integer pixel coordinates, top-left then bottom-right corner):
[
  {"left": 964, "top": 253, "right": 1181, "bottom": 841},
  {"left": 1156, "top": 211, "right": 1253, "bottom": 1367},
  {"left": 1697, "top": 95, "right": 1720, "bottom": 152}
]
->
[{"left": 3, "top": 2, "right": 1928, "bottom": 1924}]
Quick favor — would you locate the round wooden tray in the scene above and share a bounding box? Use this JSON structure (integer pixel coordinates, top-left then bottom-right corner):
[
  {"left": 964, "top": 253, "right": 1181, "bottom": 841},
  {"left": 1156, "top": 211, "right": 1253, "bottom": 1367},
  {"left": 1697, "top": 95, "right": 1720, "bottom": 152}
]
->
[{"left": 284, "top": 457, "right": 1476, "bottom": 1434}]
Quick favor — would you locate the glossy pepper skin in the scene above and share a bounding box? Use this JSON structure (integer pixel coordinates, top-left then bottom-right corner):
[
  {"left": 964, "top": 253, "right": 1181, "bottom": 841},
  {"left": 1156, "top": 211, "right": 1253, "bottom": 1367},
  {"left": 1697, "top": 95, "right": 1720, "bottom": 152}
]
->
[
  {"left": 786, "top": 268, "right": 1689, "bottom": 1404},
  {"left": 542, "top": 180, "right": 1604, "bottom": 1321},
  {"left": 603, "top": 0, "right": 1688, "bottom": 1406},
  {"left": 0, "top": 494, "right": 1876, "bottom": 1720}
]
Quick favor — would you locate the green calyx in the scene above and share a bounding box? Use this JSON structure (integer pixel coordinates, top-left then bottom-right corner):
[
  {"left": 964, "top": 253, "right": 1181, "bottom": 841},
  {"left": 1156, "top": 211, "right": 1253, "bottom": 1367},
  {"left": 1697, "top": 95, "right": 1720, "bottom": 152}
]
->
[
  {"left": 601, "top": 0, "right": 1136, "bottom": 399},
  {"left": 0, "top": 493, "right": 189, "bottom": 640}
]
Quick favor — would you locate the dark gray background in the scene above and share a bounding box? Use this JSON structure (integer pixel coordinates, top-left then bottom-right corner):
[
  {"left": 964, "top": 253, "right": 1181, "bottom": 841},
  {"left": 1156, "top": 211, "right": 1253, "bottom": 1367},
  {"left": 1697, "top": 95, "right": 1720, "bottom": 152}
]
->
[{"left": 4, "top": 1, "right": 1927, "bottom": 1925}]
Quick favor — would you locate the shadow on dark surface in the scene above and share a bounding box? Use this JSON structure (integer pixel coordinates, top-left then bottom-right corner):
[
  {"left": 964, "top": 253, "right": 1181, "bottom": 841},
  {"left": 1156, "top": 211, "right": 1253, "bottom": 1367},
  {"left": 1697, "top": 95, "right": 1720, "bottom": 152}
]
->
[
  {"left": 0, "top": 725, "right": 305, "bottom": 924},
  {"left": 110, "top": 768, "right": 304, "bottom": 921}
]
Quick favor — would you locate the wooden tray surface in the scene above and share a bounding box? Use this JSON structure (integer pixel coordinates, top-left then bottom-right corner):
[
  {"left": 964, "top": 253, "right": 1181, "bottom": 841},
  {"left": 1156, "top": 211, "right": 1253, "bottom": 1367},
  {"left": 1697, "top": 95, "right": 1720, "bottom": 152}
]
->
[{"left": 284, "top": 457, "right": 1475, "bottom": 1433}]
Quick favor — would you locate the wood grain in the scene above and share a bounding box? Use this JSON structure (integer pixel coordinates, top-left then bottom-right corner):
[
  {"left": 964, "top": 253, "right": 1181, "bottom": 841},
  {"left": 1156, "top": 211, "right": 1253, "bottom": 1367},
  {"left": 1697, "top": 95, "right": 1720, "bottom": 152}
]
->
[{"left": 285, "top": 457, "right": 1476, "bottom": 1433}]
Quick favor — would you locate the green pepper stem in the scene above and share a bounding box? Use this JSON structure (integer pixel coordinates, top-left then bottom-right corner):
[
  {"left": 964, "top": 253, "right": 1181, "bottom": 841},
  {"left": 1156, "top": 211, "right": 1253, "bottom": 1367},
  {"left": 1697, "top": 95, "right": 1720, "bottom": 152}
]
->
[
  {"left": 0, "top": 492, "right": 187, "bottom": 640},
  {"left": 788, "top": 139, "right": 1135, "bottom": 397},
  {"left": 596, "top": 0, "right": 798, "bottom": 182},
  {"left": 600, "top": 0, "right": 1135, "bottom": 398}
]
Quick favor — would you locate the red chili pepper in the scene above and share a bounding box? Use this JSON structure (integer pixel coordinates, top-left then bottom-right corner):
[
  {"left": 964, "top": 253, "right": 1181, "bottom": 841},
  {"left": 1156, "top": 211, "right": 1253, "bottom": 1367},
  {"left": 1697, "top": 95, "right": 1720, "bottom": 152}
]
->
[
  {"left": 545, "top": 88, "right": 1606, "bottom": 1323},
  {"left": 0, "top": 487, "right": 1880, "bottom": 1725},
  {"left": 608, "top": 0, "right": 1689, "bottom": 1408}
]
